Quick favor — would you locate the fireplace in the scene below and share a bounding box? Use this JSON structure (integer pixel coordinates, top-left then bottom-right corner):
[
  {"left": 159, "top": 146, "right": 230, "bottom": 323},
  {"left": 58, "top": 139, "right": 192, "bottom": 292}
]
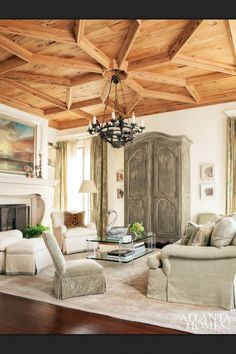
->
[{"left": 0, "top": 204, "right": 30, "bottom": 232}]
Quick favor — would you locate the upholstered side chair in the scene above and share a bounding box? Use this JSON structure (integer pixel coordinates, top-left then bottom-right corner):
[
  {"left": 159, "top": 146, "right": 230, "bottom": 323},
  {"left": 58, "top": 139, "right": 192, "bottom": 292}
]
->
[
  {"left": 50, "top": 211, "right": 98, "bottom": 255},
  {"left": 43, "top": 231, "right": 106, "bottom": 300}
]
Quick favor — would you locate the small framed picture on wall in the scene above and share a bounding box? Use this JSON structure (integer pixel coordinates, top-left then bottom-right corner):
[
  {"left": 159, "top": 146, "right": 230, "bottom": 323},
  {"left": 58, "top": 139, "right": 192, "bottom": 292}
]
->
[
  {"left": 200, "top": 163, "right": 215, "bottom": 180},
  {"left": 116, "top": 170, "right": 124, "bottom": 183},
  {"left": 200, "top": 183, "right": 215, "bottom": 199},
  {"left": 117, "top": 187, "right": 124, "bottom": 199}
]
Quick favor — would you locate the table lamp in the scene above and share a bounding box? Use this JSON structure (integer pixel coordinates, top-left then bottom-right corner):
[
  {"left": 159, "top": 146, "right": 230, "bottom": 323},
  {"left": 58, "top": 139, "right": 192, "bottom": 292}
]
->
[{"left": 79, "top": 180, "right": 98, "bottom": 223}]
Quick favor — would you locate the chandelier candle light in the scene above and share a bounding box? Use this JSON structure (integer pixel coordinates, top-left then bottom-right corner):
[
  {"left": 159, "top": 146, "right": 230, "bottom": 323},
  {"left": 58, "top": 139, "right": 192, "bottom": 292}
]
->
[{"left": 88, "top": 69, "right": 145, "bottom": 148}]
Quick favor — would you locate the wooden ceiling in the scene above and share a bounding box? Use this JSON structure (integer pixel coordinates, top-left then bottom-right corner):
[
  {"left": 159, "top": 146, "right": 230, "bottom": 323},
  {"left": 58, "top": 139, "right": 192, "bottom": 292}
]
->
[{"left": 0, "top": 19, "right": 236, "bottom": 129}]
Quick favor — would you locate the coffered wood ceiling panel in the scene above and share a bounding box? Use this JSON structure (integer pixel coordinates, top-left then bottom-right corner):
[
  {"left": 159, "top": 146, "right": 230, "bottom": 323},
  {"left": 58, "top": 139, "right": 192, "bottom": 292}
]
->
[{"left": 0, "top": 19, "right": 236, "bottom": 129}]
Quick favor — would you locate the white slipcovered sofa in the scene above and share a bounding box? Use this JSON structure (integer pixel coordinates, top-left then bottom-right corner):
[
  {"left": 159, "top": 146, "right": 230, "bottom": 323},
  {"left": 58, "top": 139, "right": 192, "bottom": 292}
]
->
[
  {"left": 147, "top": 212, "right": 236, "bottom": 310},
  {"left": 50, "top": 211, "right": 98, "bottom": 255}
]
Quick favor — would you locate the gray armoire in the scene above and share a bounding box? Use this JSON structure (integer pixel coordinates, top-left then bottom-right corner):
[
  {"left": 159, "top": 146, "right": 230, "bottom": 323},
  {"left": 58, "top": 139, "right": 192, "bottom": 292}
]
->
[{"left": 124, "top": 132, "right": 192, "bottom": 243}]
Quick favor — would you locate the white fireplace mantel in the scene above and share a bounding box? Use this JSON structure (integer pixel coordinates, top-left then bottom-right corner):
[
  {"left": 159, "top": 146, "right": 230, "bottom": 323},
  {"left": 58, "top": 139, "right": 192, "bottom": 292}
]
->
[
  {"left": 0, "top": 176, "right": 58, "bottom": 226},
  {"left": 0, "top": 175, "right": 57, "bottom": 187}
]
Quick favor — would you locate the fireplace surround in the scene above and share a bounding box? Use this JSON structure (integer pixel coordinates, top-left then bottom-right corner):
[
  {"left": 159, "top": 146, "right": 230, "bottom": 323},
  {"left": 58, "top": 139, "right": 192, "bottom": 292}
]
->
[
  {"left": 0, "top": 204, "right": 30, "bottom": 232},
  {"left": 0, "top": 175, "right": 57, "bottom": 227}
]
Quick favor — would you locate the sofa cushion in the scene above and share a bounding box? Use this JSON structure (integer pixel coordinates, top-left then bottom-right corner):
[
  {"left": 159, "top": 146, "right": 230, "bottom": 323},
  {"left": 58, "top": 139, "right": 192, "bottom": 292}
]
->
[
  {"left": 191, "top": 222, "right": 214, "bottom": 246},
  {"left": 64, "top": 227, "right": 97, "bottom": 238},
  {"left": 210, "top": 217, "right": 236, "bottom": 248},
  {"left": 64, "top": 211, "right": 85, "bottom": 228},
  {"left": 180, "top": 222, "right": 200, "bottom": 245}
]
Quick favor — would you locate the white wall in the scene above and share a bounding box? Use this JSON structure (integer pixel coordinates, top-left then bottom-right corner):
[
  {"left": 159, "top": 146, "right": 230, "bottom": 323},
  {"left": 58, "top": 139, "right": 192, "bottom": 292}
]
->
[{"left": 107, "top": 101, "right": 236, "bottom": 224}]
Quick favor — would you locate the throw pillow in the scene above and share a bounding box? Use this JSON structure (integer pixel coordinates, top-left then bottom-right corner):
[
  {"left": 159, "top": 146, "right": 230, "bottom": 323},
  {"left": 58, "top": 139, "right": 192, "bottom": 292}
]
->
[
  {"left": 210, "top": 216, "right": 236, "bottom": 248},
  {"left": 64, "top": 211, "right": 85, "bottom": 229},
  {"left": 191, "top": 222, "right": 214, "bottom": 246},
  {"left": 180, "top": 222, "right": 200, "bottom": 245}
]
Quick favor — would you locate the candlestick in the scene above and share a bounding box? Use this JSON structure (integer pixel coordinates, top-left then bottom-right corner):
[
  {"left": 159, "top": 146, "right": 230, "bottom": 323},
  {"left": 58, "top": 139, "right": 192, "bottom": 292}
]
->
[
  {"left": 141, "top": 120, "right": 144, "bottom": 127},
  {"left": 38, "top": 153, "right": 42, "bottom": 179},
  {"left": 132, "top": 112, "right": 136, "bottom": 124},
  {"left": 112, "top": 110, "right": 116, "bottom": 119}
]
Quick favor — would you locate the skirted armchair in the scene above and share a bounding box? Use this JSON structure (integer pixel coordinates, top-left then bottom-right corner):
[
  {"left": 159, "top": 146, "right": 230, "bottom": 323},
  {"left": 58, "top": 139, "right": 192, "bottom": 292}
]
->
[
  {"left": 43, "top": 231, "right": 106, "bottom": 299},
  {"left": 147, "top": 244, "right": 236, "bottom": 310}
]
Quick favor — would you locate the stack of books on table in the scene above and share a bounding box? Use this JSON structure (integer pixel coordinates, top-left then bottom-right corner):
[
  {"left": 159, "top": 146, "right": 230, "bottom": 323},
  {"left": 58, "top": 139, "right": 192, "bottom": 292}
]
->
[
  {"left": 122, "top": 241, "right": 146, "bottom": 257},
  {"left": 106, "top": 249, "right": 135, "bottom": 262},
  {"left": 106, "top": 234, "right": 132, "bottom": 243}
]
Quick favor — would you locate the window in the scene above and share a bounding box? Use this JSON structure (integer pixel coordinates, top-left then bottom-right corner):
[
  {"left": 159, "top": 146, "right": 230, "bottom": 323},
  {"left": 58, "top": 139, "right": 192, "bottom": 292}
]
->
[{"left": 67, "top": 139, "right": 91, "bottom": 224}]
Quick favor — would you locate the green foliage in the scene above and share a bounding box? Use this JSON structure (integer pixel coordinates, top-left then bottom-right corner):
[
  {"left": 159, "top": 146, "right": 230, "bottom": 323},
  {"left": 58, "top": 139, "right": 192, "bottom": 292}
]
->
[
  {"left": 23, "top": 224, "right": 50, "bottom": 239},
  {"left": 130, "top": 222, "right": 144, "bottom": 234}
]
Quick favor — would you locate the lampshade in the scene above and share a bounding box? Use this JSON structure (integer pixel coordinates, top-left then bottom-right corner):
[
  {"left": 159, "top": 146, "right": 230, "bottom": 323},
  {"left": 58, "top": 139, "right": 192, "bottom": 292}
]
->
[{"left": 79, "top": 180, "right": 98, "bottom": 193}]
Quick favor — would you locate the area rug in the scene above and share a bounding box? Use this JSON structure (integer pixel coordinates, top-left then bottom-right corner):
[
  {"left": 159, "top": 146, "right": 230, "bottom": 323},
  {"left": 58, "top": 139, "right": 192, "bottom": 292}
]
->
[{"left": 0, "top": 250, "right": 236, "bottom": 334}]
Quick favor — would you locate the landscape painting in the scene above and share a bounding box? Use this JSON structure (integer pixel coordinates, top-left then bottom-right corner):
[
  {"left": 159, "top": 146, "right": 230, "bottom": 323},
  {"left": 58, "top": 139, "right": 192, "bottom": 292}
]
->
[{"left": 0, "top": 115, "right": 36, "bottom": 174}]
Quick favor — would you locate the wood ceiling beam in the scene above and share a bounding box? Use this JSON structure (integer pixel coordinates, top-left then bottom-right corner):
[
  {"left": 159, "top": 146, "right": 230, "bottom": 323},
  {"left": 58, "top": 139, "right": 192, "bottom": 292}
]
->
[
  {"left": 128, "top": 70, "right": 186, "bottom": 87},
  {"left": 59, "top": 118, "right": 89, "bottom": 130},
  {"left": 172, "top": 55, "right": 236, "bottom": 75},
  {"left": 226, "top": 20, "right": 236, "bottom": 65},
  {"left": 0, "top": 56, "right": 28, "bottom": 75},
  {"left": 74, "top": 20, "right": 86, "bottom": 43},
  {"left": 66, "top": 87, "right": 73, "bottom": 110},
  {"left": 0, "top": 94, "right": 44, "bottom": 116},
  {"left": 72, "top": 108, "right": 92, "bottom": 121},
  {"left": 143, "top": 89, "right": 196, "bottom": 104},
  {"left": 127, "top": 93, "right": 143, "bottom": 115},
  {"left": 117, "top": 20, "right": 141, "bottom": 69},
  {"left": 124, "top": 77, "right": 145, "bottom": 95},
  {"left": 0, "top": 20, "right": 75, "bottom": 44},
  {"left": 44, "top": 107, "right": 65, "bottom": 116},
  {"left": 1, "top": 79, "right": 67, "bottom": 110},
  {"left": 169, "top": 20, "right": 203, "bottom": 59},
  {"left": 0, "top": 34, "right": 32, "bottom": 62},
  {"left": 187, "top": 72, "right": 234, "bottom": 85},
  {"left": 78, "top": 37, "right": 111, "bottom": 69},
  {"left": 128, "top": 53, "right": 170, "bottom": 71},
  {"left": 1, "top": 71, "right": 71, "bottom": 86},
  {"left": 70, "top": 73, "right": 102, "bottom": 86},
  {"left": 185, "top": 84, "right": 200, "bottom": 103},
  {"left": 48, "top": 120, "right": 62, "bottom": 129},
  {"left": 100, "top": 80, "right": 111, "bottom": 103},
  {"left": 31, "top": 54, "right": 103, "bottom": 73},
  {"left": 70, "top": 97, "right": 102, "bottom": 110},
  {"left": 45, "top": 97, "right": 103, "bottom": 116}
]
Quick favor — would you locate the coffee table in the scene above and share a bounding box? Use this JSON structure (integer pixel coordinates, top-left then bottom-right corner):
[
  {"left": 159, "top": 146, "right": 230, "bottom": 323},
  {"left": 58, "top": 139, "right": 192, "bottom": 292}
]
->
[{"left": 86, "top": 233, "right": 156, "bottom": 263}]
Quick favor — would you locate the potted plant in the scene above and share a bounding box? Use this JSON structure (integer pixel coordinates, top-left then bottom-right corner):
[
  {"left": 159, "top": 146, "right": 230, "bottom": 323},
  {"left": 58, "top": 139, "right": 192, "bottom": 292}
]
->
[{"left": 23, "top": 224, "right": 50, "bottom": 239}]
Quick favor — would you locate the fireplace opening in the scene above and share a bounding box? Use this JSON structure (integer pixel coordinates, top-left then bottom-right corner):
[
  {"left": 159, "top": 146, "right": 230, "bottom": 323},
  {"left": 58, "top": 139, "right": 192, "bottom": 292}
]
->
[{"left": 0, "top": 204, "right": 30, "bottom": 232}]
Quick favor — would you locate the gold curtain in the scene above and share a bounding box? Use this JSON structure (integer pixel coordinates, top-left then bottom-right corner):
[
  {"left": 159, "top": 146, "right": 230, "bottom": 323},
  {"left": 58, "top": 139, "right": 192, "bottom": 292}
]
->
[
  {"left": 90, "top": 136, "right": 108, "bottom": 239},
  {"left": 226, "top": 117, "right": 236, "bottom": 214},
  {"left": 54, "top": 141, "right": 68, "bottom": 211}
]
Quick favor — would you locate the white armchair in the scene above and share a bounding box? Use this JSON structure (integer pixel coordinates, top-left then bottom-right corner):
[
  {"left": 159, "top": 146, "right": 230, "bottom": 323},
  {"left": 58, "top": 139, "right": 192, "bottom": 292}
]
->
[{"left": 50, "top": 211, "right": 97, "bottom": 254}]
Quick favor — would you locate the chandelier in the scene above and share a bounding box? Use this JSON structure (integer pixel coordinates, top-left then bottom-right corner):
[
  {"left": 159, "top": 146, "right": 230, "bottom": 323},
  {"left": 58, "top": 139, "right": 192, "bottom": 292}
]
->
[{"left": 87, "top": 69, "right": 145, "bottom": 148}]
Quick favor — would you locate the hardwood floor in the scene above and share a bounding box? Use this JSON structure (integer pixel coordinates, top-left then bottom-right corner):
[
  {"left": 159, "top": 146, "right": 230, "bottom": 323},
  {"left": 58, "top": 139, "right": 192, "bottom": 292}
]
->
[{"left": 0, "top": 293, "right": 188, "bottom": 334}]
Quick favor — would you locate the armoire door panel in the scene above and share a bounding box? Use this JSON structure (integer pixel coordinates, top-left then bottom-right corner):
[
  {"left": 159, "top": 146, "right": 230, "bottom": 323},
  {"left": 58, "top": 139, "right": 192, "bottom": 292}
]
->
[
  {"left": 154, "top": 199, "right": 177, "bottom": 235},
  {"left": 156, "top": 147, "right": 177, "bottom": 196},
  {"left": 128, "top": 148, "right": 147, "bottom": 199},
  {"left": 124, "top": 141, "right": 152, "bottom": 231},
  {"left": 127, "top": 199, "right": 146, "bottom": 228}
]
